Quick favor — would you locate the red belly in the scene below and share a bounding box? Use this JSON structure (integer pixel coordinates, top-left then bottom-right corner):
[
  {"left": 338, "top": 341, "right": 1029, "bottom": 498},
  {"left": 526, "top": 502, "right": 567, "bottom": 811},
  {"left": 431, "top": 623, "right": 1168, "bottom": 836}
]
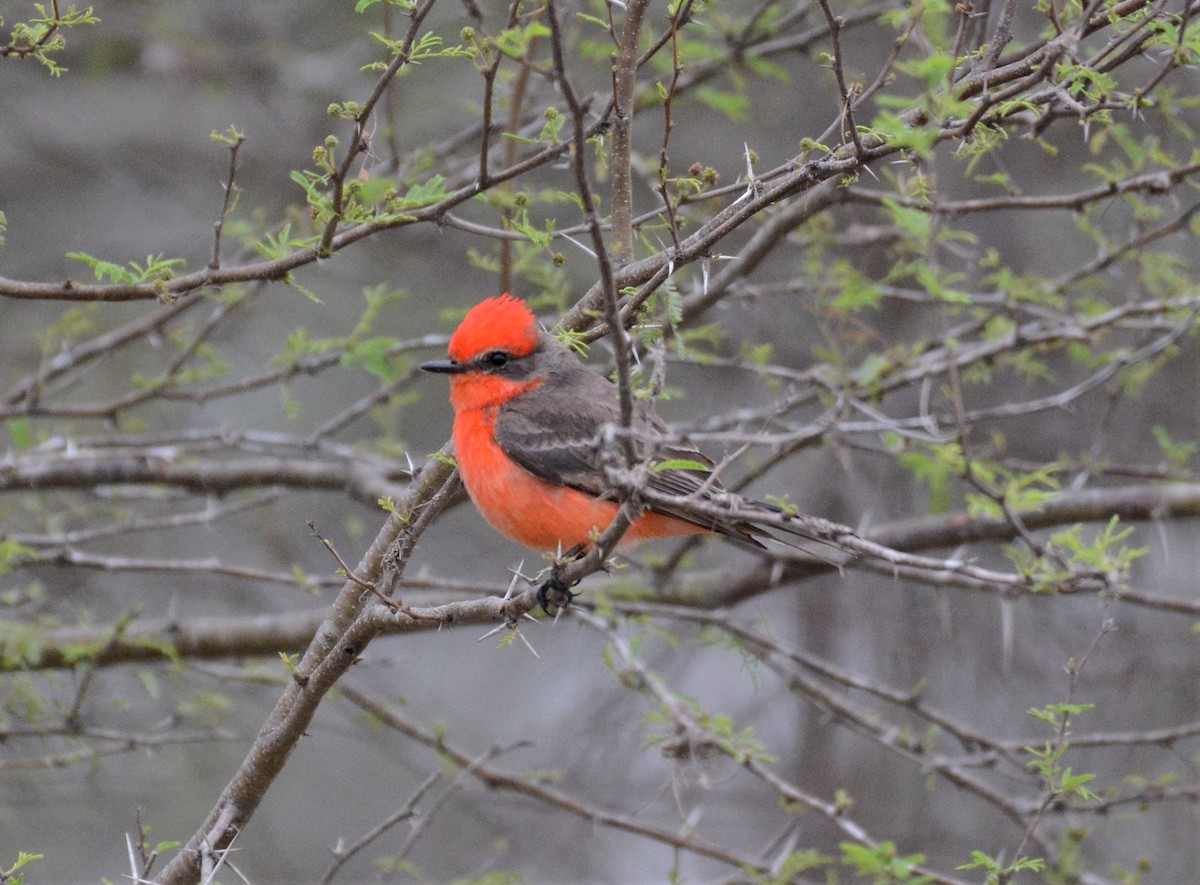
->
[{"left": 453, "top": 408, "right": 708, "bottom": 552}]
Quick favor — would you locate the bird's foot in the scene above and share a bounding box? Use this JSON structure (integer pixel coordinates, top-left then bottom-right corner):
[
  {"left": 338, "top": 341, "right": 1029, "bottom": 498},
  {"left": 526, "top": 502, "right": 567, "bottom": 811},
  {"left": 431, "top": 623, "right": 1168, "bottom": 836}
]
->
[
  {"left": 537, "top": 544, "right": 586, "bottom": 615},
  {"left": 536, "top": 570, "right": 576, "bottom": 615}
]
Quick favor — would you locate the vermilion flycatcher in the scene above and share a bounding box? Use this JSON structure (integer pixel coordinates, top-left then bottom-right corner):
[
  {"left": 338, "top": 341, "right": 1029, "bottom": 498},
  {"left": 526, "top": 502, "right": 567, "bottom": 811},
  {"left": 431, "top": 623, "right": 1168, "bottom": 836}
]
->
[{"left": 421, "top": 295, "right": 808, "bottom": 573}]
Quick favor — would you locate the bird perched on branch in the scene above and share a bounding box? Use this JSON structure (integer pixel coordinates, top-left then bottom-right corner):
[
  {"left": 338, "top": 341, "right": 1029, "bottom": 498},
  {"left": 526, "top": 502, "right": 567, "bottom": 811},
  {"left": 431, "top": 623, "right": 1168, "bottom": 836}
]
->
[{"left": 420, "top": 294, "right": 813, "bottom": 607}]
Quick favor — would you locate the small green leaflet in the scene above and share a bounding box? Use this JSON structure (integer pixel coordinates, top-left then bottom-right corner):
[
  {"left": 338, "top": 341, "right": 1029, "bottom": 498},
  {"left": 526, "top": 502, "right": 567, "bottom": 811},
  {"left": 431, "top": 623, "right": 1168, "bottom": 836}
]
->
[{"left": 653, "top": 459, "right": 710, "bottom": 473}]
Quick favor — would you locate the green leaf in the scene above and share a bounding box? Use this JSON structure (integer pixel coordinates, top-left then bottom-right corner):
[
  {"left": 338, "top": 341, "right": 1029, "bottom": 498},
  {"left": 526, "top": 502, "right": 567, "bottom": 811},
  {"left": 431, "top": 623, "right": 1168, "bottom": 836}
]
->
[
  {"left": 7, "top": 852, "right": 44, "bottom": 875},
  {"left": 1152, "top": 424, "right": 1196, "bottom": 469},
  {"left": 66, "top": 251, "right": 140, "bottom": 285},
  {"left": 0, "top": 540, "right": 37, "bottom": 574},
  {"left": 495, "top": 21, "right": 551, "bottom": 59},
  {"left": 696, "top": 87, "right": 749, "bottom": 122},
  {"left": 6, "top": 418, "right": 34, "bottom": 451},
  {"left": 881, "top": 197, "right": 931, "bottom": 241},
  {"left": 342, "top": 336, "right": 401, "bottom": 381},
  {"left": 396, "top": 175, "right": 448, "bottom": 209},
  {"left": 652, "top": 459, "right": 711, "bottom": 473},
  {"left": 896, "top": 52, "right": 955, "bottom": 88}
]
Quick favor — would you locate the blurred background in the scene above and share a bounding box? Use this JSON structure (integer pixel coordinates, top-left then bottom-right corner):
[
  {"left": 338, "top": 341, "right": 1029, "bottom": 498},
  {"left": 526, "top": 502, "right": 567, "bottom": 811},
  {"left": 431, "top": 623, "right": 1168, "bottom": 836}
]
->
[{"left": 1, "top": 1, "right": 1198, "bottom": 882}]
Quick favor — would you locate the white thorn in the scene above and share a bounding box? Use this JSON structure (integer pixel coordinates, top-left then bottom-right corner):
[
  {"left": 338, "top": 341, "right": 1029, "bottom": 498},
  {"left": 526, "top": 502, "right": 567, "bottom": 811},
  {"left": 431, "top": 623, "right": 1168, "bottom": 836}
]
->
[
  {"left": 503, "top": 564, "right": 524, "bottom": 601},
  {"left": 477, "top": 623, "right": 509, "bottom": 642},
  {"left": 516, "top": 629, "right": 542, "bottom": 660},
  {"left": 126, "top": 833, "right": 139, "bottom": 882},
  {"left": 560, "top": 232, "right": 597, "bottom": 258}
]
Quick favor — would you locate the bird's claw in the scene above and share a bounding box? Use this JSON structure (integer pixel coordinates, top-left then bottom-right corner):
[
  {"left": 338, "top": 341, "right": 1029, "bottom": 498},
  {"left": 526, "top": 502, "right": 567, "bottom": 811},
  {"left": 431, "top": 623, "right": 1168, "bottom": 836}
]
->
[
  {"left": 536, "top": 569, "right": 577, "bottom": 615},
  {"left": 537, "top": 544, "right": 586, "bottom": 615}
]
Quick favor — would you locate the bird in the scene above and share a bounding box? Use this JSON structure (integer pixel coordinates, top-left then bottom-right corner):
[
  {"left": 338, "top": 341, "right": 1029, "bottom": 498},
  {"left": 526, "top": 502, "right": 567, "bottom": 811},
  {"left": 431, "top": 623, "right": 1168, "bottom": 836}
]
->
[{"left": 420, "top": 294, "right": 812, "bottom": 606}]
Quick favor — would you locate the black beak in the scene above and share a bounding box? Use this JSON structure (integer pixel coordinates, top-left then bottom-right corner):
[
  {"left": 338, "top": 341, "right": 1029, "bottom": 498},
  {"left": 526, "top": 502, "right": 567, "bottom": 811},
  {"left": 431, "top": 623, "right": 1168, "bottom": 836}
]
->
[{"left": 420, "top": 358, "right": 468, "bottom": 374}]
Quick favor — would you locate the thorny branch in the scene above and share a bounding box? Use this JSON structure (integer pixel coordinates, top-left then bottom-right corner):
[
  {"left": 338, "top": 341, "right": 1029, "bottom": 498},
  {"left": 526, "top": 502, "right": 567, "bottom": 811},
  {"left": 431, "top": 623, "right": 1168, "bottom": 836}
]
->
[{"left": 3, "top": 0, "right": 1200, "bottom": 882}]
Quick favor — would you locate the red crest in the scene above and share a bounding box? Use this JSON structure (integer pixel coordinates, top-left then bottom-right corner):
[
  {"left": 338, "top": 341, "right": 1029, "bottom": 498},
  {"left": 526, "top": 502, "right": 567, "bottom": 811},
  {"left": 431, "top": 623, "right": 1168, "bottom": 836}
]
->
[{"left": 448, "top": 294, "right": 539, "bottom": 362}]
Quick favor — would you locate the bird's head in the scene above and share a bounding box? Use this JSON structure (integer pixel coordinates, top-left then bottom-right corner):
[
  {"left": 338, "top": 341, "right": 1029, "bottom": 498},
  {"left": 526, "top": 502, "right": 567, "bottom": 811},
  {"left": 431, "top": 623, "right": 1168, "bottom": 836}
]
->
[{"left": 420, "top": 294, "right": 545, "bottom": 410}]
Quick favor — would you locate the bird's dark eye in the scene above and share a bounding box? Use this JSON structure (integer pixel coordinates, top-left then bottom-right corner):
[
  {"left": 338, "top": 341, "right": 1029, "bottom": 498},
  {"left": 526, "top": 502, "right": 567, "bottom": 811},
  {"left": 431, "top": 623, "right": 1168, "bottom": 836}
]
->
[{"left": 484, "top": 351, "right": 511, "bottom": 369}]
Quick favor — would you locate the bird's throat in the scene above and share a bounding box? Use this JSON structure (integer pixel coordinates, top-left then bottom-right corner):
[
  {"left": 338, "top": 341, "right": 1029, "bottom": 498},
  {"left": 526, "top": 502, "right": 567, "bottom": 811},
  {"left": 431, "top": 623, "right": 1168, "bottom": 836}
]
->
[{"left": 449, "top": 374, "right": 541, "bottom": 413}]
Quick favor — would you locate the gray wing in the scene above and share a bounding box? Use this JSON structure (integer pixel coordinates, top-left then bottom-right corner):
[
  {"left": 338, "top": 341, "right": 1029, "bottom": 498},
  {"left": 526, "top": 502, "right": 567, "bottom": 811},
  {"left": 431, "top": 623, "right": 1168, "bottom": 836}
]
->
[
  {"left": 494, "top": 357, "right": 761, "bottom": 543},
  {"left": 493, "top": 362, "right": 621, "bottom": 495}
]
